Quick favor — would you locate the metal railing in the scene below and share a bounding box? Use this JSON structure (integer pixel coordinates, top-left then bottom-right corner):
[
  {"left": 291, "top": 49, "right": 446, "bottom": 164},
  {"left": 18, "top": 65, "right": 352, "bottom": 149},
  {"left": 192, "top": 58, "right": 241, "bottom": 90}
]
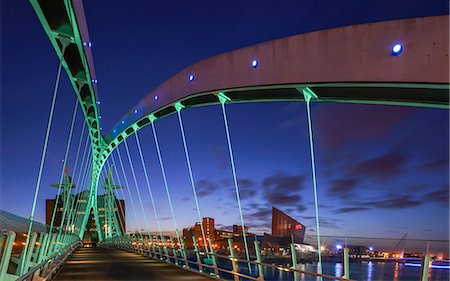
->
[
  {"left": 0, "top": 230, "right": 81, "bottom": 281},
  {"left": 100, "top": 234, "right": 449, "bottom": 281},
  {"left": 101, "top": 235, "right": 355, "bottom": 281}
]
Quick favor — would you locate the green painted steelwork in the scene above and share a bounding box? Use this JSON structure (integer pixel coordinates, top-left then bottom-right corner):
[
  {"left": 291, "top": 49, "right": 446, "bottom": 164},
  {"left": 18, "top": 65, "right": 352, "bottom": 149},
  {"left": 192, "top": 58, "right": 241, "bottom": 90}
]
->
[{"left": 29, "top": 0, "right": 449, "bottom": 246}]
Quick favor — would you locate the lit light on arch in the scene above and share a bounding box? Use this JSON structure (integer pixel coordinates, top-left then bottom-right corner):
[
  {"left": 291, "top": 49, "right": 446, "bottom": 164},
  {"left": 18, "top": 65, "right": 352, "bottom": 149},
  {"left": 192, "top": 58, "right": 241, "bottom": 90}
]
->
[
  {"left": 251, "top": 59, "right": 259, "bottom": 68},
  {"left": 392, "top": 43, "right": 403, "bottom": 56}
]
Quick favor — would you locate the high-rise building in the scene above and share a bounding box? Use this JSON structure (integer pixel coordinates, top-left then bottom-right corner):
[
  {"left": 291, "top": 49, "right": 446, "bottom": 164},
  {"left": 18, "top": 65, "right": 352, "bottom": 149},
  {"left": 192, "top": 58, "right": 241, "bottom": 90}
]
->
[
  {"left": 202, "top": 217, "right": 215, "bottom": 240},
  {"left": 46, "top": 190, "right": 125, "bottom": 245},
  {"left": 271, "top": 207, "right": 305, "bottom": 243}
]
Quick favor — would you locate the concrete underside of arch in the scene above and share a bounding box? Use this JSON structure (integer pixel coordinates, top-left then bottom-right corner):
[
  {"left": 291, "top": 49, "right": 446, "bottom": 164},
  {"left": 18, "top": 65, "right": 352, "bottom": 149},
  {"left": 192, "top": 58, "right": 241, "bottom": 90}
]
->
[{"left": 106, "top": 15, "right": 449, "bottom": 149}]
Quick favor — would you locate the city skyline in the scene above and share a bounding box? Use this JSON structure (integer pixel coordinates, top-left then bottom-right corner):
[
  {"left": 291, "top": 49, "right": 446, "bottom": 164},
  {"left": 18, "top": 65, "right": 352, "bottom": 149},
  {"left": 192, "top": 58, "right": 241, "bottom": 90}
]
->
[{"left": 1, "top": 0, "right": 449, "bottom": 242}]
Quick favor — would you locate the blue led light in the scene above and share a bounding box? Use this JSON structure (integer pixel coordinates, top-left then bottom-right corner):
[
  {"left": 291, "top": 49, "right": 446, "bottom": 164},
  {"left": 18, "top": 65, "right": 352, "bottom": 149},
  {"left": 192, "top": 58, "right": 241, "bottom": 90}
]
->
[
  {"left": 392, "top": 43, "right": 403, "bottom": 56},
  {"left": 251, "top": 59, "right": 258, "bottom": 68},
  {"left": 88, "top": 42, "right": 92, "bottom": 48},
  {"left": 154, "top": 95, "right": 158, "bottom": 100},
  {"left": 96, "top": 101, "right": 100, "bottom": 105},
  {"left": 121, "top": 121, "right": 125, "bottom": 124},
  {"left": 113, "top": 129, "right": 117, "bottom": 133},
  {"left": 336, "top": 245, "right": 342, "bottom": 250},
  {"left": 369, "top": 247, "right": 373, "bottom": 251},
  {"left": 134, "top": 109, "right": 138, "bottom": 114},
  {"left": 83, "top": 42, "right": 87, "bottom": 46},
  {"left": 189, "top": 74, "right": 194, "bottom": 81},
  {"left": 99, "top": 116, "right": 102, "bottom": 119}
]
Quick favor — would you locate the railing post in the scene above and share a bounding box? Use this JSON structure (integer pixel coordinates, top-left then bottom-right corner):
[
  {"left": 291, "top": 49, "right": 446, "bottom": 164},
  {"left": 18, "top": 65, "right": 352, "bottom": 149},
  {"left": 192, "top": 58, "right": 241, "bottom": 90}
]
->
[
  {"left": 208, "top": 238, "right": 220, "bottom": 278},
  {"left": 254, "top": 239, "right": 264, "bottom": 280},
  {"left": 421, "top": 255, "right": 430, "bottom": 281},
  {"left": 170, "top": 236, "right": 179, "bottom": 265},
  {"left": 37, "top": 233, "right": 49, "bottom": 263},
  {"left": 178, "top": 236, "right": 189, "bottom": 268},
  {"left": 15, "top": 232, "right": 37, "bottom": 275},
  {"left": 228, "top": 238, "right": 239, "bottom": 281},
  {"left": 343, "top": 247, "right": 350, "bottom": 279},
  {"left": 290, "top": 243, "right": 299, "bottom": 281},
  {"left": 193, "top": 236, "right": 203, "bottom": 272},
  {"left": 0, "top": 231, "right": 16, "bottom": 281}
]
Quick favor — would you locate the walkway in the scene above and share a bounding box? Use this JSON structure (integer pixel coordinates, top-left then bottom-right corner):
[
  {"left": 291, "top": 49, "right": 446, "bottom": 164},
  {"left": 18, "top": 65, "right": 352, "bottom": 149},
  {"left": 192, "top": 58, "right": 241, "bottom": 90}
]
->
[{"left": 54, "top": 247, "right": 213, "bottom": 280}]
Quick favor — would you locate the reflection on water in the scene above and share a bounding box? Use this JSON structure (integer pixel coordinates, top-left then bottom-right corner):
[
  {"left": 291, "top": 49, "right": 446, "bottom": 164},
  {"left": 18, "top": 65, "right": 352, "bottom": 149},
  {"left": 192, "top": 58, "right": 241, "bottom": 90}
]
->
[
  {"left": 368, "top": 261, "right": 373, "bottom": 281},
  {"left": 334, "top": 262, "right": 342, "bottom": 278},
  {"left": 394, "top": 262, "right": 399, "bottom": 281},
  {"left": 259, "top": 261, "right": 449, "bottom": 281}
]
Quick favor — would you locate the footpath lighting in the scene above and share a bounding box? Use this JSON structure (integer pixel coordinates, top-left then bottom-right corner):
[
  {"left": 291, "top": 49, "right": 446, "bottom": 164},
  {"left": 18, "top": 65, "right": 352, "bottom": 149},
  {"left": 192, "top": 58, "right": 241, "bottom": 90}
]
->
[{"left": 392, "top": 43, "right": 403, "bottom": 56}]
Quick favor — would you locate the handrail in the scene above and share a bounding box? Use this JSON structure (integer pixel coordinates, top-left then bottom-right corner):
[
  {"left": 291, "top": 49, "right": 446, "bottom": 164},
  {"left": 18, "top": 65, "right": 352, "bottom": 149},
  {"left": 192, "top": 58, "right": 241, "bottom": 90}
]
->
[
  {"left": 16, "top": 241, "right": 82, "bottom": 281},
  {"left": 106, "top": 239, "right": 356, "bottom": 281}
]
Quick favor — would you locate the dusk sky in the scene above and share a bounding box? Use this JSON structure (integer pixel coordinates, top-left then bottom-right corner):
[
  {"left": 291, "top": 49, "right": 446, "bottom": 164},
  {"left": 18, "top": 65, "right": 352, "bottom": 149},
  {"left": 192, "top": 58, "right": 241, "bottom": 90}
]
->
[{"left": 1, "top": 0, "right": 449, "bottom": 242}]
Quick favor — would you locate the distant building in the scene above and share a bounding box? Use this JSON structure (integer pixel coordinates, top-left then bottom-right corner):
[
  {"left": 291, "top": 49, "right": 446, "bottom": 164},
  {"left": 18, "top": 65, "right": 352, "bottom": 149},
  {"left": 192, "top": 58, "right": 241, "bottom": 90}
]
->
[
  {"left": 46, "top": 190, "right": 125, "bottom": 245},
  {"left": 232, "top": 224, "right": 248, "bottom": 235},
  {"left": 182, "top": 217, "right": 216, "bottom": 248},
  {"left": 271, "top": 207, "right": 305, "bottom": 244}
]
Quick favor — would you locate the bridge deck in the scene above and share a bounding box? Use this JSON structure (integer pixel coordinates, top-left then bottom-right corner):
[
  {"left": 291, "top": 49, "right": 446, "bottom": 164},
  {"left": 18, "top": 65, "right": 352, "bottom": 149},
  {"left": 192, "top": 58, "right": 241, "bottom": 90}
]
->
[{"left": 54, "top": 247, "right": 213, "bottom": 280}]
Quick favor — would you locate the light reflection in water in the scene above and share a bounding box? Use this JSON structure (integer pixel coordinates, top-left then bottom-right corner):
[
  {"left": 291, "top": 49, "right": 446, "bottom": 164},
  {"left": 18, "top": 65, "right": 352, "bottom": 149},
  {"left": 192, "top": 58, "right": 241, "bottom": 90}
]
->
[
  {"left": 335, "top": 262, "right": 343, "bottom": 278},
  {"left": 299, "top": 263, "right": 306, "bottom": 281},
  {"left": 368, "top": 261, "right": 373, "bottom": 281},
  {"left": 394, "top": 262, "right": 399, "bottom": 281}
]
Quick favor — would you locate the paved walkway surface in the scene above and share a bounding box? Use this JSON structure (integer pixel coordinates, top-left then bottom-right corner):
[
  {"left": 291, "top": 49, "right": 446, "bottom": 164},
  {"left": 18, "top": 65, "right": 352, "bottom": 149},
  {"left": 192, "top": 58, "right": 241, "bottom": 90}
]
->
[{"left": 54, "top": 247, "right": 213, "bottom": 281}]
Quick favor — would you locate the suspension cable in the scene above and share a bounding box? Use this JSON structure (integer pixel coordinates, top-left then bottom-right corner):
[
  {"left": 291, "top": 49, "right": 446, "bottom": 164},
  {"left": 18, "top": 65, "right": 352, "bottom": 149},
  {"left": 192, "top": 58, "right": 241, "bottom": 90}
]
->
[
  {"left": 99, "top": 163, "right": 123, "bottom": 238},
  {"left": 219, "top": 101, "right": 252, "bottom": 270},
  {"left": 150, "top": 121, "right": 184, "bottom": 251},
  {"left": 72, "top": 154, "right": 93, "bottom": 235},
  {"left": 66, "top": 133, "right": 90, "bottom": 232},
  {"left": 115, "top": 148, "right": 144, "bottom": 241},
  {"left": 22, "top": 62, "right": 63, "bottom": 271},
  {"left": 176, "top": 109, "right": 209, "bottom": 253},
  {"left": 134, "top": 131, "right": 166, "bottom": 248},
  {"left": 48, "top": 100, "right": 79, "bottom": 237},
  {"left": 110, "top": 154, "right": 133, "bottom": 234},
  {"left": 59, "top": 121, "right": 86, "bottom": 237},
  {"left": 305, "top": 98, "right": 323, "bottom": 275},
  {"left": 123, "top": 139, "right": 156, "bottom": 244},
  {"left": 104, "top": 160, "right": 127, "bottom": 237}
]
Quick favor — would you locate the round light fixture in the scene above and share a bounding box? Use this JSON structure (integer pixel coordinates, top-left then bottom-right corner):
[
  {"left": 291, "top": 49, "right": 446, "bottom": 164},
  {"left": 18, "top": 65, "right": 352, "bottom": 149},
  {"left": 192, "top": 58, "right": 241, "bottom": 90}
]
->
[{"left": 392, "top": 43, "right": 403, "bottom": 56}]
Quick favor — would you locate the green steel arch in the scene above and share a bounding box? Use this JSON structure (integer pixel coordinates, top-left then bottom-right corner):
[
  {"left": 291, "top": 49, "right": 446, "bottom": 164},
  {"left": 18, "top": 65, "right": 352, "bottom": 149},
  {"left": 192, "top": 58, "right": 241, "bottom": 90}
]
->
[{"left": 30, "top": 0, "right": 449, "bottom": 241}]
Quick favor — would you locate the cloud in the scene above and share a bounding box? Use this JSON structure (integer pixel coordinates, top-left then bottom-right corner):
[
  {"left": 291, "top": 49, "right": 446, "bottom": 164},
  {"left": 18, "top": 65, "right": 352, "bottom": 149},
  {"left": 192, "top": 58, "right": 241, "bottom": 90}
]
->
[
  {"left": 328, "top": 179, "right": 359, "bottom": 198},
  {"left": 196, "top": 177, "right": 258, "bottom": 199},
  {"left": 424, "top": 186, "right": 449, "bottom": 205},
  {"left": 245, "top": 208, "right": 272, "bottom": 221},
  {"left": 296, "top": 205, "right": 307, "bottom": 213},
  {"left": 159, "top": 216, "right": 173, "bottom": 221},
  {"left": 222, "top": 178, "right": 258, "bottom": 200},
  {"left": 314, "top": 104, "right": 416, "bottom": 151},
  {"left": 421, "top": 158, "right": 449, "bottom": 171},
  {"left": 262, "top": 172, "right": 305, "bottom": 192},
  {"left": 332, "top": 207, "right": 370, "bottom": 214},
  {"left": 196, "top": 179, "right": 221, "bottom": 197},
  {"left": 208, "top": 145, "right": 228, "bottom": 169},
  {"left": 367, "top": 194, "right": 421, "bottom": 209},
  {"left": 265, "top": 193, "right": 301, "bottom": 205},
  {"left": 346, "top": 153, "right": 407, "bottom": 179}
]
